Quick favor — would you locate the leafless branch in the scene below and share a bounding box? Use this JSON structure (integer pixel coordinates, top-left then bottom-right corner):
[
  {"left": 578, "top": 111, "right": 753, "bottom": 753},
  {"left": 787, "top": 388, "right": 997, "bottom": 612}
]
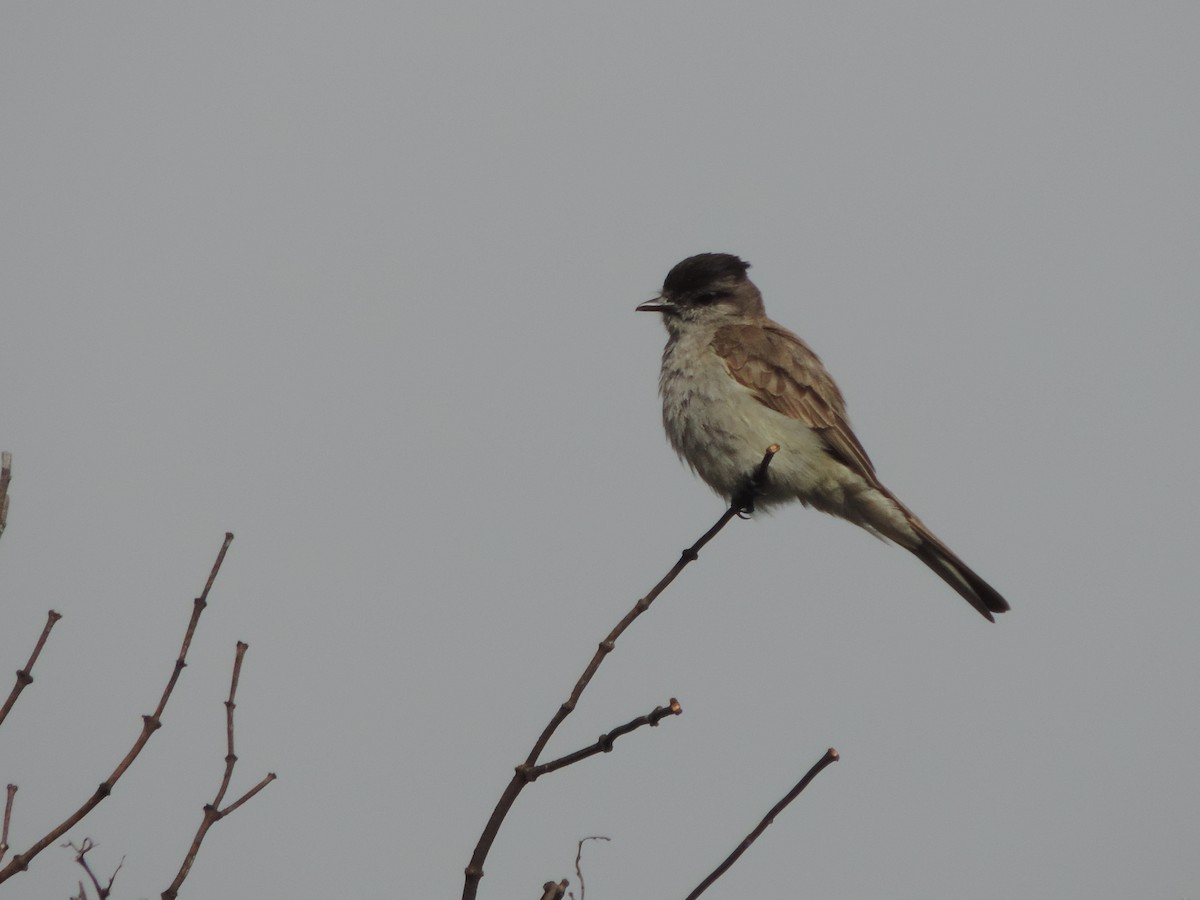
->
[
  {"left": 462, "top": 446, "right": 779, "bottom": 900},
  {"left": 0, "top": 533, "right": 235, "bottom": 884},
  {"left": 571, "top": 835, "right": 609, "bottom": 900},
  {"left": 162, "top": 641, "right": 276, "bottom": 899},
  {"left": 0, "top": 784, "right": 15, "bottom": 865},
  {"left": 64, "top": 838, "right": 123, "bottom": 900},
  {"left": 684, "top": 747, "right": 840, "bottom": 900},
  {"left": 0, "top": 609, "right": 63, "bottom": 730},
  {"left": 526, "top": 699, "right": 682, "bottom": 781},
  {"left": 0, "top": 451, "right": 11, "bottom": 541}
]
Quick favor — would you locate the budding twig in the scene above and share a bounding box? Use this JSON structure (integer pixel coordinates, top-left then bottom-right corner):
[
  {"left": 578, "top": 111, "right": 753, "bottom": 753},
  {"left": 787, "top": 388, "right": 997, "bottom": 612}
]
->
[
  {"left": 0, "top": 534, "right": 235, "bottom": 885},
  {"left": 0, "top": 610, "right": 63, "bottom": 730},
  {"left": 461, "top": 446, "right": 780, "bottom": 900},
  {"left": 524, "top": 699, "right": 682, "bottom": 781},
  {"left": 162, "top": 641, "right": 276, "bottom": 899},
  {"left": 684, "top": 748, "right": 840, "bottom": 900}
]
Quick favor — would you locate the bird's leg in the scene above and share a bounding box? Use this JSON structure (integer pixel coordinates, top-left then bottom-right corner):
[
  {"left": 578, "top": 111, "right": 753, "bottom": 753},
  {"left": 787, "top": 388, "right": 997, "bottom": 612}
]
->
[
  {"left": 731, "top": 478, "right": 758, "bottom": 517},
  {"left": 731, "top": 443, "right": 780, "bottom": 517}
]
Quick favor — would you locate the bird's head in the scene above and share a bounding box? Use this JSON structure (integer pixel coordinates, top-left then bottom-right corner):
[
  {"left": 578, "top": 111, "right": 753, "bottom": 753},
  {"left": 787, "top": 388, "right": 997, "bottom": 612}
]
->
[{"left": 636, "top": 253, "right": 764, "bottom": 325}]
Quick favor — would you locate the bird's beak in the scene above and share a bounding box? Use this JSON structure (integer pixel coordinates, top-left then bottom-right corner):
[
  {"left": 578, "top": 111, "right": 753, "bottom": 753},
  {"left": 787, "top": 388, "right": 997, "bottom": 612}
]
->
[{"left": 636, "top": 294, "right": 672, "bottom": 313}]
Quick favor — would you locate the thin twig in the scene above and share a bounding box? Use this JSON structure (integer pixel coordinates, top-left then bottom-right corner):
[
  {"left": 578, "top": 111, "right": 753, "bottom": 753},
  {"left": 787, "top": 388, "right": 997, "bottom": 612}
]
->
[
  {"left": 572, "top": 835, "right": 609, "bottom": 900},
  {"left": 462, "top": 446, "right": 779, "bottom": 900},
  {"left": 684, "top": 748, "right": 840, "bottom": 900},
  {"left": 0, "top": 784, "right": 15, "bottom": 865},
  {"left": 0, "top": 534, "right": 235, "bottom": 884},
  {"left": 162, "top": 641, "right": 276, "bottom": 899},
  {"left": 64, "top": 838, "right": 124, "bottom": 900},
  {"left": 0, "top": 451, "right": 11, "bottom": 541},
  {"left": 0, "top": 609, "right": 63, "bottom": 729},
  {"left": 527, "top": 699, "right": 682, "bottom": 780},
  {"left": 72, "top": 840, "right": 105, "bottom": 899}
]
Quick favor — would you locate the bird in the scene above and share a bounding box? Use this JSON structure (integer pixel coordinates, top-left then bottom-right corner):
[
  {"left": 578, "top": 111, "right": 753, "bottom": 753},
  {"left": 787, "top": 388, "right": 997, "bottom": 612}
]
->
[{"left": 637, "top": 253, "right": 1009, "bottom": 622}]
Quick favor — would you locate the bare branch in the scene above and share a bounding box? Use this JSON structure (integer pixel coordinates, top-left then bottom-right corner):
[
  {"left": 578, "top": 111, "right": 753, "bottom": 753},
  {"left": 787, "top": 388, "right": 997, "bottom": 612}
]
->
[
  {"left": 684, "top": 747, "right": 840, "bottom": 900},
  {"left": 0, "top": 451, "right": 11, "bottom": 541},
  {"left": 0, "top": 534, "right": 235, "bottom": 884},
  {"left": 0, "top": 784, "right": 15, "bottom": 865},
  {"left": 572, "top": 835, "right": 609, "bottom": 900},
  {"left": 217, "top": 771, "right": 277, "bottom": 818},
  {"left": 462, "top": 446, "right": 780, "bottom": 900},
  {"left": 526, "top": 699, "right": 682, "bottom": 781},
  {"left": 162, "top": 641, "right": 276, "bottom": 899},
  {"left": 64, "top": 838, "right": 123, "bottom": 900},
  {"left": 0, "top": 609, "right": 63, "bottom": 729}
]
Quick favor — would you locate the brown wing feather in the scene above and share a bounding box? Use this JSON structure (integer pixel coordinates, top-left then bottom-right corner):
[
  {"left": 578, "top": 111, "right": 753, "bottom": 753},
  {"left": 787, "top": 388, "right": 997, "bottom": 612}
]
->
[
  {"left": 713, "top": 324, "right": 1009, "bottom": 620},
  {"left": 712, "top": 323, "right": 880, "bottom": 486}
]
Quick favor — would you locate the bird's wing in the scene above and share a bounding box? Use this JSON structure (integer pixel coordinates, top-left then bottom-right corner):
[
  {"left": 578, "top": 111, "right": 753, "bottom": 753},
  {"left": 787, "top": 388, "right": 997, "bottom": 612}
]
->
[{"left": 712, "top": 323, "right": 880, "bottom": 485}]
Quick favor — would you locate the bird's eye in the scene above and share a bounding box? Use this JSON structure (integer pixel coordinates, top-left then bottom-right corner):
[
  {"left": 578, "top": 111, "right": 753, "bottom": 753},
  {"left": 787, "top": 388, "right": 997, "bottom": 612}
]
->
[{"left": 693, "top": 290, "right": 724, "bottom": 304}]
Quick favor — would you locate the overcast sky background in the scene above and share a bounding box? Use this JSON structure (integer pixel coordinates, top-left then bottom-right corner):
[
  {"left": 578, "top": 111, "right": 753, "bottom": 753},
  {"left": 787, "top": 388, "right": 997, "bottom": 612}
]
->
[{"left": 2, "top": 5, "right": 1198, "bottom": 899}]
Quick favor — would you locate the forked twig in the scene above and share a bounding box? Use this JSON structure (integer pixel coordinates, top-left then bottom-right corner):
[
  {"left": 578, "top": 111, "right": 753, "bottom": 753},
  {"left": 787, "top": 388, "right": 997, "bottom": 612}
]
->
[
  {"left": 162, "top": 641, "right": 276, "bottom": 899},
  {"left": 64, "top": 838, "right": 124, "bottom": 900},
  {"left": 462, "top": 446, "right": 779, "bottom": 900},
  {"left": 0, "top": 609, "right": 63, "bottom": 729},
  {"left": 525, "top": 699, "right": 681, "bottom": 781},
  {"left": 0, "top": 534, "right": 235, "bottom": 884},
  {"left": 684, "top": 748, "right": 840, "bottom": 900}
]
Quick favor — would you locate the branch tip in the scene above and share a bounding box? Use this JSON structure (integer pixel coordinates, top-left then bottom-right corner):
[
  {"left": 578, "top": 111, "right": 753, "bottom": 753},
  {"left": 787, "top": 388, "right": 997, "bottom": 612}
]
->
[
  {"left": 684, "top": 746, "right": 840, "bottom": 900},
  {"left": 462, "top": 497, "right": 757, "bottom": 900},
  {"left": 0, "top": 533, "right": 235, "bottom": 885}
]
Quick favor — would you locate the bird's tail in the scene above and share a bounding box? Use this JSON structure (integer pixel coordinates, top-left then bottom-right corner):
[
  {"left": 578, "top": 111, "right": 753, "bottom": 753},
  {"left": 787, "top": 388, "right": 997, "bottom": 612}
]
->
[{"left": 907, "top": 521, "right": 1010, "bottom": 622}]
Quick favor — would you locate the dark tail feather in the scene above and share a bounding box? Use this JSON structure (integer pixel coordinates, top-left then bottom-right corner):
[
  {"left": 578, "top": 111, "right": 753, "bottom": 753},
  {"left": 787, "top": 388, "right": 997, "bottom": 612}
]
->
[{"left": 909, "top": 530, "right": 1010, "bottom": 623}]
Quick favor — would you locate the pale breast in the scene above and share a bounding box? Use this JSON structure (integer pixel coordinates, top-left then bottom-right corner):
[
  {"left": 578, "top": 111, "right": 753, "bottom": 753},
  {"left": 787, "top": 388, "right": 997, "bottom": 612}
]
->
[{"left": 658, "top": 330, "right": 829, "bottom": 502}]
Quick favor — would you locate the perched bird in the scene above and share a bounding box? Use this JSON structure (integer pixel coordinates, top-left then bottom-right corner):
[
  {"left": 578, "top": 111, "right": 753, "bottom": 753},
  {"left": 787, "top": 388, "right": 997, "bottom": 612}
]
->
[{"left": 637, "top": 253, "right": 1009, "bottom": 622}]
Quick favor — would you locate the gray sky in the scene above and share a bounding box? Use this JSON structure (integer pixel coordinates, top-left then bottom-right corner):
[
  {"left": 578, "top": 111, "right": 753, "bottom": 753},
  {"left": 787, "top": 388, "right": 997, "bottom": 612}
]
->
[{"left": 2, "top": 4, "right": 1198, "bottom": 898}]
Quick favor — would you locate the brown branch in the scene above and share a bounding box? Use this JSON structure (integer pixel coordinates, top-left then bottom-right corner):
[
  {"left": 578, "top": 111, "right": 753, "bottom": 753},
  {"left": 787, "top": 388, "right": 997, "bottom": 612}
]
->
[
  {"left": 526, "top": 699, "right": 682, "bottom": 781},
  {"left": 0, "top": 609, "right": 63, "bottom": 729},
  {"left": 462, "top": 446, "right": 780, "bottom": 900},
  {"left": 0, "top": 533, "right": 235, "bottom": 884},
  {"left": 571, "top": 835, "right": 609, "bottom": 900},
  {"left": 0, "top": 784, "right": 15, "bottom": 865},
  {"left": 683, "top": 747, "right": 840, "bottom": 900},
  {"left": 0, "top": 451, "right": 11, "bottom": 541},
  {"left": 162, "top": 641, "right": 276, "bottom": 900}
]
